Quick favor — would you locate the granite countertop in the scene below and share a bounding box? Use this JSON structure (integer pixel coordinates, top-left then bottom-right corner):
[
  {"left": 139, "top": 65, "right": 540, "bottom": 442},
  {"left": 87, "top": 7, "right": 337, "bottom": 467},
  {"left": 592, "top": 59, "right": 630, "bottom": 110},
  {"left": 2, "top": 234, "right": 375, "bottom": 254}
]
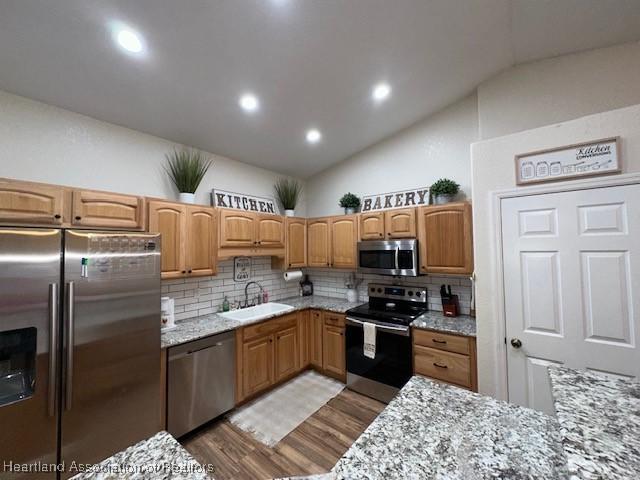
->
[
  {"left": 161, "top": 295, "right": 362, "bottom": 348},
  {"left": 70, "top": 431, "right": 211, "bottom": 479},
  {"left": 332, "top": 375, "right": 567, "bottom": 479},
  {"left": 411, "top": 311, "right": 476, "bottom": 337},
  {"left": 549, "top": 366, "right": 640, "bottom": 479}
]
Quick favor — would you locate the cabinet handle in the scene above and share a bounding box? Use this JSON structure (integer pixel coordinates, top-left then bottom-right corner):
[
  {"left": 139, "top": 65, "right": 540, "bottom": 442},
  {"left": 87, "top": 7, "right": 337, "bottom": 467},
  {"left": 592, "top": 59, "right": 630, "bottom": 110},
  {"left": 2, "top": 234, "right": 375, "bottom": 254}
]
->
[
  {"left": 188, "top": 269, "right": 192, "bottom": 274},
  {"left": 181, "top": 270, "right": 186, "bottom": 274},
  {"left": 269, "top": 339, "right": 273, "bottom": 343},
  {"left": 433, "top": 362, "right": 448, "bottom": 369},
  {"left": 379, "top": 233, "right": 383, "bottom": 237},
  {"left": 432, "top": 339, "right": 447, "bottom": 344},
  {"left": 75, "top": 216, "right": 82, "bottom": 221},
  {"left": 54, "top": 214, "right": 61, "bottom": 219}
]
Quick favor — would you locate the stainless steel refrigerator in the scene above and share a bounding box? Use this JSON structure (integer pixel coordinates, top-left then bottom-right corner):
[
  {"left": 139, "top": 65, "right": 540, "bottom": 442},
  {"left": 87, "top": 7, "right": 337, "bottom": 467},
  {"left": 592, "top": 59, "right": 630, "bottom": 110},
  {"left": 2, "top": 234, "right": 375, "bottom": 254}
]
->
[{"left": 0, "top": 228, "right": 161, "bottom": 479}]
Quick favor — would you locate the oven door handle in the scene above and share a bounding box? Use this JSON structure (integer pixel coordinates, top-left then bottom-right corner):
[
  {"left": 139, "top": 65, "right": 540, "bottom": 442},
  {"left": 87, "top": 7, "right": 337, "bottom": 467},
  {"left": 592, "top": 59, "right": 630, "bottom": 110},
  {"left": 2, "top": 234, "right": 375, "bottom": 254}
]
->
[{"left": 346, "top": 317, "right": 410, "bottom": 336}]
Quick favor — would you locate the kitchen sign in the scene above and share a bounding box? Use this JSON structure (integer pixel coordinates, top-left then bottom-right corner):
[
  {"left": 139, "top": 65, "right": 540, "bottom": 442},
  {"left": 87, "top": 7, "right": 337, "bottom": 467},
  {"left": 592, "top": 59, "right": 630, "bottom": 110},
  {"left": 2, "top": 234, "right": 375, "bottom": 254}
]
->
[
  {"left": 211, "top": 189, "right": 278, "bottom": 214},
  {"left": 234, "top": 256, "right": 251, "bottom": 282},
  {"left": 515, "top": 137, "right": 621, "bottom": 186},
  {"left": 361, "top": 187, "right": 430, "bottom": 212}
]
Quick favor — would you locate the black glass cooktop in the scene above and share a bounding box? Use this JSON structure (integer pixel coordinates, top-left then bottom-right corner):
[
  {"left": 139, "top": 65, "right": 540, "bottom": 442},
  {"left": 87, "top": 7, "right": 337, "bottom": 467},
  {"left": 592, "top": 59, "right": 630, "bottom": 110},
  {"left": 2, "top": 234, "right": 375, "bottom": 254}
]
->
[{"left": 346, "top": 302, "right": 428, "bottom": 326}]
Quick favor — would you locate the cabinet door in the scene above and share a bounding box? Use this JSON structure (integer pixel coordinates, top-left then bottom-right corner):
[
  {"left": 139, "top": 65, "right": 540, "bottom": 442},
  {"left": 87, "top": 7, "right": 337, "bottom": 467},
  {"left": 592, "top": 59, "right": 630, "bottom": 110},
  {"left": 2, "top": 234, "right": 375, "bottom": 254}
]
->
[
  {"left": 360, "top": 212, "right": 385, "bottom": 240},
  {"left": 286, "top": 217, "right": 307, "bottom": 268},
  {"left": 385, "top": 208, "right": 416, "bottom": 238},
  {"left": 418, "top": 203, "right": 473, "bottom": 275},
  {"left": 298, "top": 310, "right": 310, "bottom": 368},
  {"left": 330, "top": 215, "right": 357, "bottom": 268},
  {"left": 307, "top": 218, "right": 331, "bottom": 267},
  {"left": 0, "top": 179, "right": 65, "bottom": 225},
  {"left": 242, "top": 335, "right": 274, "bottom": 398},
  {"left": 309, "top": 310, "right": 323, "bottom": 368},
  {"left": 275, "top": 326, "right": 299, "bottom": 381},
  {"left": 185, "top": 206, "right": 217, "bottom": 277},
  {"left": 72, "top": 190, "right": 145, "bottom": 229},
  {"left": 148, "top": 201, "right": 187, "bottom": 279},
  {"left": 256, "top": 214, "right": 285, "bottom": 247},
  {"left": 322, "top": 324, "right": 345, "bottom": 379},
  {"left": 219, "top": 209, "right": 256, "bottom": 247}
]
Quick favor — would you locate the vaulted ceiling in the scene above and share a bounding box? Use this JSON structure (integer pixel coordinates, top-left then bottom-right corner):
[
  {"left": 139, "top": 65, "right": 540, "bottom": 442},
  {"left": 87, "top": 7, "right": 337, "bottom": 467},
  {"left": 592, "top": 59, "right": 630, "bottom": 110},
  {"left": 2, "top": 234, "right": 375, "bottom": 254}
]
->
[{"left": 1, "top": 0, "right": 639, "bottom": 177}]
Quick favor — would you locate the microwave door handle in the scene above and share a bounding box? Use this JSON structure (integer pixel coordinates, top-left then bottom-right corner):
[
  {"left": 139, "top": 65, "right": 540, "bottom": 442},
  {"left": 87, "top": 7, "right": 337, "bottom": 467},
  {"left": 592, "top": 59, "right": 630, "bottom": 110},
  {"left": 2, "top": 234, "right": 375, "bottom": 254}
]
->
[{"left": 395, "top": 247, "right": 399, "bottom": 270}]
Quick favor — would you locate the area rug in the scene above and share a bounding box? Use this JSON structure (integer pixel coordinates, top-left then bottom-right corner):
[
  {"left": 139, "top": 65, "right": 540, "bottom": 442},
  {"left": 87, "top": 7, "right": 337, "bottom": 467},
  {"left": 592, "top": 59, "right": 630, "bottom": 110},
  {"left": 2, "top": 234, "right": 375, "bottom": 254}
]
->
[{"left": 227, "top": 370, "right": 345, "bottom": 447}]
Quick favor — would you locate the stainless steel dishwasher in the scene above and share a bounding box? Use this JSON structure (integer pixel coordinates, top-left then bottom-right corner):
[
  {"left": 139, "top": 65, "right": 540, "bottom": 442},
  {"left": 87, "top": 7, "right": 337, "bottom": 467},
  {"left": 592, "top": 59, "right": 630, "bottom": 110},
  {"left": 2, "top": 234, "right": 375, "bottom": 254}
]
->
[{"left": 167, "top": 330, "right": 235, "bottom": 437}]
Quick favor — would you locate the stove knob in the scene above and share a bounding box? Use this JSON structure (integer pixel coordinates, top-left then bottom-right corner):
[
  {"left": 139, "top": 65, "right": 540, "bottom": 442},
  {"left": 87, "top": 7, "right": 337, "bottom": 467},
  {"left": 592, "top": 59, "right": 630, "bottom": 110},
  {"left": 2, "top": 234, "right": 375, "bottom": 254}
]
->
[
  {"left": 377, "top": 288, "right": 382, "bottom": 293},
  {"left": 408, "top": 291, "right": 413, "bottom": 296},
  {"left": 370, "top": 287, "right": 375, "bottom": 293},
  {"left": 415, "top": 291, "right": 421, "bottom": 298}
]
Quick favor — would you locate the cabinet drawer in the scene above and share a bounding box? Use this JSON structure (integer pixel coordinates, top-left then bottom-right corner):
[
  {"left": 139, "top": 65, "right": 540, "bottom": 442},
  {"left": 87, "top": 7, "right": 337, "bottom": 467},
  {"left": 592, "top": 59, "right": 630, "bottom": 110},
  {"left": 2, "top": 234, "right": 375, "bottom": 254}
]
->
[
  {"left": 414, "top": 345, "right": 471, "bottom": 388},
  {"left": 413, "top": 328, "right": 470, "bottom": 355},
  {"left": 243, "top": 313, "right": 297, "bottom": 341},
  {"left": 323, "top": 312, "right": 345, "bottom": 328}
]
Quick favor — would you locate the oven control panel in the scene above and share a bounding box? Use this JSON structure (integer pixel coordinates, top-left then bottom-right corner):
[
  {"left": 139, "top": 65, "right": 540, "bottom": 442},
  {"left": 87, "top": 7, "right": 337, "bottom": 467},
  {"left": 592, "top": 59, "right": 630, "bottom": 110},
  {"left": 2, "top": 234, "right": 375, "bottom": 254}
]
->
[{"left": 368, "top": 283, "right": 427, "bottom": 303}]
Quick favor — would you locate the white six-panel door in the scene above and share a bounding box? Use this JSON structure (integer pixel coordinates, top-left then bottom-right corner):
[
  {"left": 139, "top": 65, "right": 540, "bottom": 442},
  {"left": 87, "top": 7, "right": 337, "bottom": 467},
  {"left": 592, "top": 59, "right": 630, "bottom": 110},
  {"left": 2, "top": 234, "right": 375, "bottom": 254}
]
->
[{"left": 502, "top": 184, "right": 640, "bottom": 414}]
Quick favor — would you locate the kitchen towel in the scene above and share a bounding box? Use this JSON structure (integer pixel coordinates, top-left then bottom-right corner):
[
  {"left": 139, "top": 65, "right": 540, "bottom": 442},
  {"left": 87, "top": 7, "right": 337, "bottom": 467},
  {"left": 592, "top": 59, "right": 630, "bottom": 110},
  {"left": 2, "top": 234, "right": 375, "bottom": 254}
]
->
[{"left": 363, "top": 322, "right": 376, "bottom": 359}]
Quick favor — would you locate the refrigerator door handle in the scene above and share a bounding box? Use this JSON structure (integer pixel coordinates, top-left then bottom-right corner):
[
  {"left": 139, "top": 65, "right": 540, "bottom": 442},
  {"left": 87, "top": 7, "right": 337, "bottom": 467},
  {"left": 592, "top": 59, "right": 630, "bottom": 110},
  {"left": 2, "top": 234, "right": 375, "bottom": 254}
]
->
[
  {"left": 65, "top": 281, "right": 75, "bottom": 411},
  {"left": 48, "top": 283, "right": 59, "bottom": 417}
]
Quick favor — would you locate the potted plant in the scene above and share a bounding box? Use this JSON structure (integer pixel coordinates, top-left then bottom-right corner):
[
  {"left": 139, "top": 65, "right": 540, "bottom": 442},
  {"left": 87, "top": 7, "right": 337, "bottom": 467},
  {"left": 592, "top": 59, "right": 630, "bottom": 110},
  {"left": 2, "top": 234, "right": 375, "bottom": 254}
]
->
[
  {"left": 274, "top": 178, "right": 302, "bottom": 217},
  {"left": 430, "top": 178, "right": 459, "bottom": 205},
  {"left": 165, "top": 149, "right": 212, "bottom": 204},
  {"left": 339, "top": 192, "right": 361, "bottom": 214}
]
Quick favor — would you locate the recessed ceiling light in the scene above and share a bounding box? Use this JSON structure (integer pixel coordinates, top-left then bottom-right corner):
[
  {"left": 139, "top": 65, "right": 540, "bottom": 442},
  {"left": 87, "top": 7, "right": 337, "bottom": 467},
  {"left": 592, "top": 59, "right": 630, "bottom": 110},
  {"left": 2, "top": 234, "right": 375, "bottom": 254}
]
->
[
  {"left": 372, "top": 83, "right": 391, "bottom": 102},
  {"left": 239, "top": 93, "right": 260, "bottom": 113},
  {"left": 306, "top": 129, "right": 322, "bottom": 144},
  {"left": 116, "top": 28, "right": 144, "bottom": 54}
]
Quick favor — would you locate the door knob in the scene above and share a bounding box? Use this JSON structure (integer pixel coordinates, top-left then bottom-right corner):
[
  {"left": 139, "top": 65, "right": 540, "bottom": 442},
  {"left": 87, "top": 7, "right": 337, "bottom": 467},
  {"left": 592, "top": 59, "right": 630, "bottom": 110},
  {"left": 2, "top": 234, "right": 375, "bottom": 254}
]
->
[{"left": 510, "top": 338, "right": 522, "bottom": 349}]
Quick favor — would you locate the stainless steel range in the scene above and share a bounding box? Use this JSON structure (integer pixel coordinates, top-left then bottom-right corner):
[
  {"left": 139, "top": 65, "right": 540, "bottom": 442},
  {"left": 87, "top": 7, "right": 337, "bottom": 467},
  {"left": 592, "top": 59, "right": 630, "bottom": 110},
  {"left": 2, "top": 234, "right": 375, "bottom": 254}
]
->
[{"left": 345, "top": 283, "right": 428, "bottom": 403}]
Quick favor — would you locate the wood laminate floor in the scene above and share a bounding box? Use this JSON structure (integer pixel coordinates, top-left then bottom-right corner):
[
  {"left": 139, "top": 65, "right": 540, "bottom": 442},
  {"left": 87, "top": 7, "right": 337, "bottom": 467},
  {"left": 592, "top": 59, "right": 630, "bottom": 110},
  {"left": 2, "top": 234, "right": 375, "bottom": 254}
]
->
[{"left": 181, "top": 389, "right": 386, "bottom": 479}]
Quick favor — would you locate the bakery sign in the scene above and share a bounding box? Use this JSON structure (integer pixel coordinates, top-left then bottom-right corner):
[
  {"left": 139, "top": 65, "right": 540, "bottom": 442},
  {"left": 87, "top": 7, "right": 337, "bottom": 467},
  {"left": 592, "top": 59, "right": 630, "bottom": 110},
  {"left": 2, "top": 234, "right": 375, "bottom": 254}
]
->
[
  {"left": 515, "top": 137, "right": 621, "bottom": 185},
  {"left": 361, "top": 187, "right": 430, "bottom": 212},
  {"left": 211, "top": 189, "right": 278, "bottom": 214}
]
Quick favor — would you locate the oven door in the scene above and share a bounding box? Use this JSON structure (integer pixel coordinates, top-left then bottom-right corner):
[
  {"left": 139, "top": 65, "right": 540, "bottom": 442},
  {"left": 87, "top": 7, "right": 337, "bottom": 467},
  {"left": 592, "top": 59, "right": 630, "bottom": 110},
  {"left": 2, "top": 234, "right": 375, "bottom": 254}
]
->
[
  {"left": 345, "top": 317, "right": 412, "bottom": 403},
  {"left": 357, "top": 239, "right": 418, "bottom": 276}
]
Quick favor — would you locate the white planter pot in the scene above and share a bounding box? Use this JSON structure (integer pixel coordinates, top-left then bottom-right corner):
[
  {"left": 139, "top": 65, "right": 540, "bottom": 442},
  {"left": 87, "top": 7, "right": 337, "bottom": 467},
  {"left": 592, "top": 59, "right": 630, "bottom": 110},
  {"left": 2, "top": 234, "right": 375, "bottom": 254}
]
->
[
  {"left": 344, "top": 207, "right": 356, "bottom": 215},
  {"left": 179, "top": 192, "right": 196, "bottom": 204},
  {"left": 284, "top": 209, "right": 295, "bottom": 217},
  {"left": 434, "top": 194, "right": 454, "bottom": 205}
]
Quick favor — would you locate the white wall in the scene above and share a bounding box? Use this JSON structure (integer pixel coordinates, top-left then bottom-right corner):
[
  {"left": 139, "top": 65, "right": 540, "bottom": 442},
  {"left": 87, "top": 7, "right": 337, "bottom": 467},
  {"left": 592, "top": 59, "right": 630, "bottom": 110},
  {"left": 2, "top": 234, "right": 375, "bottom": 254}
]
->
[
  {"left": 471, "top": 103, "right": 640, "bottom": 399},
  {"left": 478, "top": 42, "right": 640, "bottom": 140},
  {"left": 305, "top": 93, "right": 478, "bottom": 217},
  {"left": 0, "top": 90, "right": 306, "bottom": 213}
]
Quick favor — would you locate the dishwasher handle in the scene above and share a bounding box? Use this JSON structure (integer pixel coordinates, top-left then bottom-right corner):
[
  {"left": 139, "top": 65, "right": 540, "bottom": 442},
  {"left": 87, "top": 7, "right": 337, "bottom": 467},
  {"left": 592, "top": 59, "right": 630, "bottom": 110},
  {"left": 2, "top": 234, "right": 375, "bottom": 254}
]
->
[
  {"left": 169, "top": 341, "right": 227, "bottom": 361},
  {"left": 168, "top": 330, "right": 235, "bottom": 361}
]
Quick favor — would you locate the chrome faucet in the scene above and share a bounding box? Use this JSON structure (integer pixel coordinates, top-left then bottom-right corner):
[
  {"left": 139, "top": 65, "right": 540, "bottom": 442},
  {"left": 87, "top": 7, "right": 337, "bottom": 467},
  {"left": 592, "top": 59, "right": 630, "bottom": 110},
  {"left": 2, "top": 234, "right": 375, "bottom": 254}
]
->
[{"left": 244, "top": 281, "right": 264, "bottom": 308}]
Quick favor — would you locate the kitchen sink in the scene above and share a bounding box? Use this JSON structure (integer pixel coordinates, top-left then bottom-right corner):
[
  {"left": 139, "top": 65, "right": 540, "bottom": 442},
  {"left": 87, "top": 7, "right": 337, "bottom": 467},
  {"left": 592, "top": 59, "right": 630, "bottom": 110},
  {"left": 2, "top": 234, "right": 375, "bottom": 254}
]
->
[{"left": 218, "top": 302, "right": 295, "bottom": 323}]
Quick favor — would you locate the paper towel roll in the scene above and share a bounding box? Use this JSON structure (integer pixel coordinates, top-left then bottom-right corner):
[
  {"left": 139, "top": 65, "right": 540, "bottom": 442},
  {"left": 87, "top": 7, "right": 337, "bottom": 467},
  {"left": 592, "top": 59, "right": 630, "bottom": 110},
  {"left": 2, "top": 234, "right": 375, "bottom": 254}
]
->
[{"left": 283, "top": 270, "right": 303, "bottom": 282}]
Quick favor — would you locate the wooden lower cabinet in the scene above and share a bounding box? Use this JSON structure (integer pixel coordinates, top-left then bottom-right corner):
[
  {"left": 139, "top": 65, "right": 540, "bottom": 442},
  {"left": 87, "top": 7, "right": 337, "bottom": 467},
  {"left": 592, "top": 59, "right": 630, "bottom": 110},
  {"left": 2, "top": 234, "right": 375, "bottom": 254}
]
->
[
  {"left": 275, "top": 327, "right": 299, "bottom": 381},
  {"left": 309, "top": 310, "right": 324, "bottom": 368},
  {"left": 242, "top": 335, "right": 275, "bottom": 398},
  {"left": 322, "top": 325, "right": 346, "bottom": 381},
  {"left": 412, "top": 328, "right": 477, "bottom": 391}
]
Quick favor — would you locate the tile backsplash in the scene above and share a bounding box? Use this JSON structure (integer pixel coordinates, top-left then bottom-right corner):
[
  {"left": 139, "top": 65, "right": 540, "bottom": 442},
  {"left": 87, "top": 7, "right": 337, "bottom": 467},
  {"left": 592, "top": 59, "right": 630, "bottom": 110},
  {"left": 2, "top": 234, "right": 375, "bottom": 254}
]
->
[
  {"left": 162, "top": 256, "right": 473, "bottom": 321},
  {"left": 303, "top": 268, "right": 473, "bottom": 315}
]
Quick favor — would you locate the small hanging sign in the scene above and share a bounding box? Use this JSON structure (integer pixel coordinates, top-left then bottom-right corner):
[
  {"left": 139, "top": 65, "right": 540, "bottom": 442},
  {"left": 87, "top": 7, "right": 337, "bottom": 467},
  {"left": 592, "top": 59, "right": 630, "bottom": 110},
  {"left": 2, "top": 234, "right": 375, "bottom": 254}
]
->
[
  {"left": 515, "top": 137, "right": 621, "bottom": 186},
  {"left": 234, "top": 257, "right": 251, "bottom": 282},
  {"left": 211, "top": 189, "right": 278, "bottom": 214},
  {"left": 361, "top": 187, "right": 430, "bottom": 212}
]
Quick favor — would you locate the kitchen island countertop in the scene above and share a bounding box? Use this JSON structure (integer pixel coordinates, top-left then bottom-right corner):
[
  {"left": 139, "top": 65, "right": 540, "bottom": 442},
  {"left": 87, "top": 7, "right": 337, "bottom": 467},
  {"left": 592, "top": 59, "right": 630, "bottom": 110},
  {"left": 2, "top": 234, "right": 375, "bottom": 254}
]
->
[{"left": 69, "top": 431, "right": 210, "bottom": 480}]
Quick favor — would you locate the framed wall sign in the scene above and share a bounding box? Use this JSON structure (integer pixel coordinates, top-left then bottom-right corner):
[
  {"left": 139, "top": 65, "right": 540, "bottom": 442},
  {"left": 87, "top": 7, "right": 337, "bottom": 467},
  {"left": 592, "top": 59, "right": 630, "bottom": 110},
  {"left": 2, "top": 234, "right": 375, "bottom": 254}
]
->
[
  {"left": 515, "top": 137, "right": 621, "bottom": 186},
  {"left": 212, "top": 189, "right": 278, "bottom": 214},
  {"left": 234, "top": 256, "right": 251, "bottom": 282},
  {"left": 362, "top": 187, "right": 430, "bottom": 212}
]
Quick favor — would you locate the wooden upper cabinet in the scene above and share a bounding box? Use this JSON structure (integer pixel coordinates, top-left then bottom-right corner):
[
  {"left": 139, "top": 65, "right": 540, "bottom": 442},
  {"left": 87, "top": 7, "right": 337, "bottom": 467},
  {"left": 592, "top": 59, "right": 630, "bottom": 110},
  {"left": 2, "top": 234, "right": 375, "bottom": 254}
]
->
[
  {"left": 255, "top": 214, "right": 284, "bottom": 248},
  {"left": 185, "top": 206, "right": 217, "bottom": 277},
  {"left": 385, "top": 208, "right": 416, "bottom": 238},
  {"left": 307, "top": 218, "right": 331, "bottom": 267},
  {"left": 148, "top": 201, "right": 187, "bottom": 279},
  {"left": 219, "top": 209, "right": 256, "bottom": 247},
  {"left": 418, "top": 202, "right": 473, "bottom": 275},
  {"left": 275, "top": 326, "right": 299, "bottom": 382},
  {"left": 0, "top": 179, "right": 66, "bottom": 225},
  {"left": 72, "top": 190, "right": 145, "bottom": 230},
  {"left": 360, "top": 212, "right": 385, "bottom": 240},
  {"left": 286, "top": 217, "right": 307, "bottom": 268},
  {"left": 330, "top": 215, "right": 358, "bottom": 268}
]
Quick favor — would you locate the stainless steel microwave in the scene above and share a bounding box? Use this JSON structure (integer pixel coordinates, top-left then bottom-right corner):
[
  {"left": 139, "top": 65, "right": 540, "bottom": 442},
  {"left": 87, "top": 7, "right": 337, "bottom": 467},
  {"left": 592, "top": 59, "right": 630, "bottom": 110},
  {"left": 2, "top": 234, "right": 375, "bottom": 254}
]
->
[{"left": 357, "top": 239, "right": 419, "bottom": 276}]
